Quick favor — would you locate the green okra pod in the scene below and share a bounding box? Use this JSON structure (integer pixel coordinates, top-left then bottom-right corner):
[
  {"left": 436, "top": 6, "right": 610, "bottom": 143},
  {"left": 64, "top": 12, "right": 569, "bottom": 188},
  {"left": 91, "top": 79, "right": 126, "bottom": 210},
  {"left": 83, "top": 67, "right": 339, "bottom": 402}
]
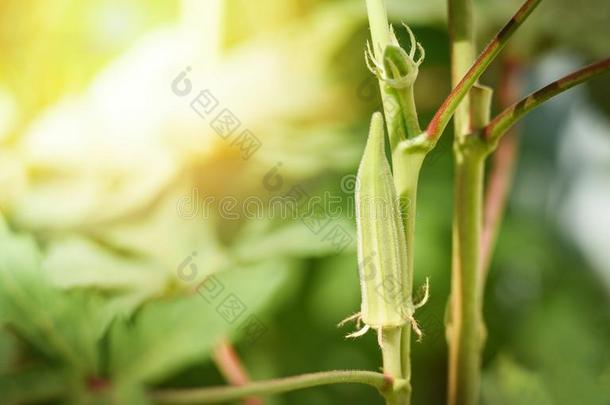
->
[
  {"left": 356, "top": 112, "right": 409, "bottom": 330},
  {"left": 341, "top": 113, "right": 429, "bottom": 341}
]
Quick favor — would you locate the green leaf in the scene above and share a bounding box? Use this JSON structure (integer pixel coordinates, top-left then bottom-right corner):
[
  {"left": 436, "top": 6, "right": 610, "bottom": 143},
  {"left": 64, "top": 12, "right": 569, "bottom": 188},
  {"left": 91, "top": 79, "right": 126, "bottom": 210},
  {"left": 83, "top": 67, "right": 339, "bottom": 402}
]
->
[
  {"left": 0, "top": 329, "right": 17, "bottom": 374},
  {"left": 42, "top": 235, "right": 168, "bottom": 321},
  {"left": 90, "top": 185, "right": 224, "bottom": 278},
  {"left": 0, "top": 217, "right": 104, "bottom": 374},
  {"left": 307, "top": 254, "right": 361, "bottom": 328},
  {"left": 481, "top": 356, "right": 554, "bottom": 405},
  {"left": 108, "top": 258, "right": 297, "bottom": 384},
  {"left": 0, "top": 366, "right": 67, "bottom": 404},
  {"left": 69, "top": 382, "right": 151, "bottom": 405},
  {"left": 233, "top": 217, "right": 356, "bottom": 262},
  {"left": 43, "top": 236, "right": 166, "bottom": 291}
]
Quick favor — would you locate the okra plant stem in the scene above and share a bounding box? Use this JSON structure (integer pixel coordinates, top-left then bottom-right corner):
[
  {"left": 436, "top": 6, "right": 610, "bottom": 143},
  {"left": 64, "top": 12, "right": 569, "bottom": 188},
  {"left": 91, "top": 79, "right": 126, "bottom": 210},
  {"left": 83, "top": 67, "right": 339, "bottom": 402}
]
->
[
  {"left": 391, "top": 147, "right": 426, "bottom": 388},
  {"left": 151, "top": 370, "right": 400, "bottom": 404},
  {"left": 479, "top": 58, "right": 522, "bottom": 292},
  {"left": 446, "top": 1, "right": 486, "bottom": 404},
  {"left": 365, "top": 0, "right": 390, "bottom": 57},
  {"left": 448, "top": 0, "right": 475, "bottom": 137},
  {"left": 448, "top": 139, "right": 488, "bottom": 405},
  {"left": 381, "top": 327, "right": 408, "bottom": 405}
]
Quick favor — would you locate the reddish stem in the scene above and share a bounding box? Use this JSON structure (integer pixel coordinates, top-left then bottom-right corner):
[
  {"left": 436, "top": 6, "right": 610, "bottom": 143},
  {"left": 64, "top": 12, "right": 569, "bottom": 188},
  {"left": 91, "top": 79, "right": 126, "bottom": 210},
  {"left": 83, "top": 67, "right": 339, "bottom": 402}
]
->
[
  {"left": 484, "top": 58, "right": 610, "bottom": 143},
  {"left": 480, "top": 57, "right": 522, "bottom": 284},
  {"left": 213, "top": 340, "right": 263, "bottom": 405}
]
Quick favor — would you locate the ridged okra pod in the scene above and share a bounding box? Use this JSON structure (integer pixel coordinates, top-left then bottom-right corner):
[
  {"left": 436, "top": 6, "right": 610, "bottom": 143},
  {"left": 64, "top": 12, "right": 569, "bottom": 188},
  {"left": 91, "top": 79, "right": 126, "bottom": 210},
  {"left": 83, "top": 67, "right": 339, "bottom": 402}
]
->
[{"left": 356, "top": 112, "right": 410, "bottom": 331}]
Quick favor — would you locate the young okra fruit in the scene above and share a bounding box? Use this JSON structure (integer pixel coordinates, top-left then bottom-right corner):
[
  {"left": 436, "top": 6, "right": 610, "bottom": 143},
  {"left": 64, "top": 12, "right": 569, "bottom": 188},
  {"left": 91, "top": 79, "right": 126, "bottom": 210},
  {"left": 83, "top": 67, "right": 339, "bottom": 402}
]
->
[{"left": 341, "top": 112, "right": 428, "bottom": 342}]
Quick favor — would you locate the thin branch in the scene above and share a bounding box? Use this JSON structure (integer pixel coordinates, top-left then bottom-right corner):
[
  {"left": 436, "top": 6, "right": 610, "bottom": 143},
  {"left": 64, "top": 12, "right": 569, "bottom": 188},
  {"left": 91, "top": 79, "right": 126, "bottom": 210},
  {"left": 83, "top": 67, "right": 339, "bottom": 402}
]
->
[
  {"left": 484, "top": 58, "right": 610, "bottom": 144},
  {"left": 213, "top": 340, "right": 262, "bottom": 405},
  {"left": 150, "top": 370, "right": 395, "bottom": 404},
  {"left": 480, "top": 57, "right": 522, "bottom": 286},
  {"left": 480, "top": 132, "right": 518, "bottom": 276},
  {"left": 426, "top": 0, "right": 542, "bottom": 141}
]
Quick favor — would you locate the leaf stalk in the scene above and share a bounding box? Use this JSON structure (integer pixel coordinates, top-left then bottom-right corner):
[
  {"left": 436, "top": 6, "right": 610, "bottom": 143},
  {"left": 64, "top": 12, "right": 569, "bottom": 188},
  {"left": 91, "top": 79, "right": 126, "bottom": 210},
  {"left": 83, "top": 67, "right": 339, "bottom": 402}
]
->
[{"left": 151, "top": 370, "right": 400, "bottom": 404}]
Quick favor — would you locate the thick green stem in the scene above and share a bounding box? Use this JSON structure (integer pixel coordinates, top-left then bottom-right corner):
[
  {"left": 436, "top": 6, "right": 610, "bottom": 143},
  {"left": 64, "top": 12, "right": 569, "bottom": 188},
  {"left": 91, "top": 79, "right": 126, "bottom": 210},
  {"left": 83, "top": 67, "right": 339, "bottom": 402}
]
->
[
  {"left": 447, "top": 140, "right": 487, "bottom": 405},
  {"left": 365, "top": 0, "right": 390, "bottom": 59},
  {"left": 446, "top": 1, "right": 485, "bottom": 405},
  {"left": 448, "top": 0, "right": 475, "bottom": 137},
  {"left": 392, "top": 151, "right": 426, "bottom": 300},
  {"left": 398, "top": 325, "right": 411, "bottom": 405},
  {"left": 150, "top": 370, "right": 397, "bottom": 404},
  {"left": 392, "top": 147, "right": 426, "bottom": 405},
  {"left": 381, "top": 327, "right": 408, "bottom": 405}
]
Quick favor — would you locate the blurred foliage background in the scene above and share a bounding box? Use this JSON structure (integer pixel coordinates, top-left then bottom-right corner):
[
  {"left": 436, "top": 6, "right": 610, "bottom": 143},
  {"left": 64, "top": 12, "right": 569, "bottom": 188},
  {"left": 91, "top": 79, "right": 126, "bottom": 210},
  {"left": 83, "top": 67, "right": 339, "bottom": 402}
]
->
[{"left": 0, "top": 0, "right": 609, "bottom": 404}]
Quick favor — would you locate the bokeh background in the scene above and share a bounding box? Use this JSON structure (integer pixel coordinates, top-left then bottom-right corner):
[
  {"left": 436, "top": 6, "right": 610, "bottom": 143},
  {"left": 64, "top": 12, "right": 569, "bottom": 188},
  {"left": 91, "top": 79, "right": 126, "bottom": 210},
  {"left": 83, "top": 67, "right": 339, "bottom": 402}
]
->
[{"left": 1, "top": 0, "right": 609, "bottom": 404}]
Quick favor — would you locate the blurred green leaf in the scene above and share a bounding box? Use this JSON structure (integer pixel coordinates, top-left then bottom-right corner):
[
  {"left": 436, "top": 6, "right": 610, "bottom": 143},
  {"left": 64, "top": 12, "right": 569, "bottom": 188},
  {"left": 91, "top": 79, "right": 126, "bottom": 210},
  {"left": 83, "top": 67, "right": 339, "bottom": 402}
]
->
[
  {"left": 481, "top": 356, "right": 554, "bottom": 405},
  {"left": 109, "top": 258, "right": 297, "bottom": 384},
  {"left": 0, "top": 329, "right": 17, "bottom": 374},
  {"left": 306, "top": 254, "right": 360, "bottom": 328},
  {"left": 0, "top": 365, "right": 67, "bottom": 404},
  {"left": 42, "top": 235, "right": 168, "bottom": 321},
  {"left": 233, "top": 217, "right": 355, "bottom": 262},
  {"left": 0, "top": 217, "right": 105, "bottom": 374}
]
